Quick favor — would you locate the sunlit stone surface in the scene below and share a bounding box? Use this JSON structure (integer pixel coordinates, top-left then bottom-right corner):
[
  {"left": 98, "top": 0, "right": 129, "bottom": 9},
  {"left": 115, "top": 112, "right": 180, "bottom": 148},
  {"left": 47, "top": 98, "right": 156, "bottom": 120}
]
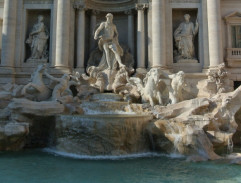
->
[{"left": 0, "top": 0, "right": 241, "bottom": 163}]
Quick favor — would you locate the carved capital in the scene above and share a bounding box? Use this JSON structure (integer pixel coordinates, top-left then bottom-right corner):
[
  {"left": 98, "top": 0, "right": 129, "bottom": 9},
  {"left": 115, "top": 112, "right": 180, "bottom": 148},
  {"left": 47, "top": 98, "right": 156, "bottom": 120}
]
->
[
  {"left": 124, "top": 9, "right": 133, "bottom": 15},
  {"left": 74, "top": 3, "right": 87, "bottom": 11},
  {"left": 135, "top": 3, "right": 148, "bottom": 11}
]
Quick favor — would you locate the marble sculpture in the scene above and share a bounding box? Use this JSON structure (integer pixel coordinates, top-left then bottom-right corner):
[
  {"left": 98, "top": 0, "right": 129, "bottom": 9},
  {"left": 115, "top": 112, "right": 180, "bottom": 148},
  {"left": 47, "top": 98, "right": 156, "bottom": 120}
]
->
[
  {"left": 94, "top": 13, "right": 125, "bottom": 70},
  {"left": 26, "top": 15, "right": 49, "bottom": 62},
  {"left": 174, "top": 14, "right": 199, "bottom": 62}
]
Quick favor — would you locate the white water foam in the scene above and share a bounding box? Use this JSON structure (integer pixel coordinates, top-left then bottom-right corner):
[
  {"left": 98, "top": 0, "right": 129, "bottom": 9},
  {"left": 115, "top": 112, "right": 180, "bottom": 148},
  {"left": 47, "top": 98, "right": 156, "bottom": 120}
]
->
[
  {"left": 82, "top": 108, "right": 136, "bottom": 115},
  {"left": 43, "top": 148, "right": 185, "bottom": 160}
]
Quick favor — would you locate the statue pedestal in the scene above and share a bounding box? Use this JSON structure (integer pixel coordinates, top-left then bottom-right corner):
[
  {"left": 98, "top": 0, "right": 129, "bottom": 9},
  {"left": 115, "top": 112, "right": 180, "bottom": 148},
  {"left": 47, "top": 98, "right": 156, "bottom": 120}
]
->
[
  {"left": 176, "top": 59, "right": 198, "bottom": 63},
  {"left": 173, "top": 62, "right": 202, "bottom": 73},
  {"left": 102, "top": 69, "right": 118, "bottom": 91},
  {"left": 26, "top": 58, "right": 48, "bottom": 63}
]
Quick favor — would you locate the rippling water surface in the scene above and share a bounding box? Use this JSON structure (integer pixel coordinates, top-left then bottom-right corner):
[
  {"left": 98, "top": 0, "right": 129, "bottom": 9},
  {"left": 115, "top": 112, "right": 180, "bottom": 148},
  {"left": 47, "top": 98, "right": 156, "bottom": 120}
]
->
[{"left": 0, "top": 149, "right": 241, "bottom": 183}]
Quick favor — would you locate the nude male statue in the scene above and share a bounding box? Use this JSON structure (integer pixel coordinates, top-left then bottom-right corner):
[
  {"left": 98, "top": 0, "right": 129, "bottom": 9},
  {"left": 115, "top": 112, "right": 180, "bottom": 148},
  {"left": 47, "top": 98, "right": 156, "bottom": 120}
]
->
[{"left": 94, "top": 13, "right": 125, "bottom": 70}]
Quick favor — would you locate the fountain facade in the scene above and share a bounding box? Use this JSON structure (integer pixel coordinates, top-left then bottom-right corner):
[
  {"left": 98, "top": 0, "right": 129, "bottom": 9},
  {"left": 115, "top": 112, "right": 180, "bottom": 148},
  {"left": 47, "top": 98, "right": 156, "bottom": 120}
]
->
[{"left": 0, "top": 0, "right": 241, "bottom": 163}]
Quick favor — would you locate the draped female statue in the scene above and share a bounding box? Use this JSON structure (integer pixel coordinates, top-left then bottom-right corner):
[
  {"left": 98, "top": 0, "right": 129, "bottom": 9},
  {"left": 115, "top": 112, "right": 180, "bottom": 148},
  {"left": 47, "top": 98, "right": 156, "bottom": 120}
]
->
[
  {"left": 26, "top": 15, "right": 49, "bottom": 62},
  {"left": 174, "top": 14, "right": 199, "bottom": 62}
]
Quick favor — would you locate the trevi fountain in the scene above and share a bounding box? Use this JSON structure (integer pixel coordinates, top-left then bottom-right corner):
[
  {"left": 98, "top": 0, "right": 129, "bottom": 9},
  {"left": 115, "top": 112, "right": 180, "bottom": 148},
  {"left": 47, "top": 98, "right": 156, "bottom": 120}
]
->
[{"left": 1, "top": 0, "right": 241, "bottom": 182}]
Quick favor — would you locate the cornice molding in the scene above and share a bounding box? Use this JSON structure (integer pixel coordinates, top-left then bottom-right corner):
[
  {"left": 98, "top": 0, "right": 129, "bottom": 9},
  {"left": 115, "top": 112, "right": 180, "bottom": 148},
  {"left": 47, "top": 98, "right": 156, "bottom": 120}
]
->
[{"left": 23, "top": 0, "right": 53, "bottom": 4}]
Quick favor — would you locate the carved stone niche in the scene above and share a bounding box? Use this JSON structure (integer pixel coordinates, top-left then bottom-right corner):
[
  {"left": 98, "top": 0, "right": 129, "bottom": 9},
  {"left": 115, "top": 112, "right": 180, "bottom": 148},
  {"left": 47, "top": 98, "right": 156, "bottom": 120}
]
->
[
  {"left": 172, "top": 9, "right": 199, "bottom": 64},
  {"left": 224, "top": 12, "right": 241, "bottom": 68},
  {"left": 25, "top": 10, "right": 51, "bottom": 63}
]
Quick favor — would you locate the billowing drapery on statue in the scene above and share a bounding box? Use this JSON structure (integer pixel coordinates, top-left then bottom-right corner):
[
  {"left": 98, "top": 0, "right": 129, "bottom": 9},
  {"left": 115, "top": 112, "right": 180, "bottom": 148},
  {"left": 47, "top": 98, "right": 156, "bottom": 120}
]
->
[
  {"left": 26, "top": 15, "right": 49, "bottom": 62},
  {"left": 174, "top": 14, "right": 199, "bottom": 62},
  {"left": 94, "top": 13, "right": 125, "bottom": 70},
  {"left": 84, "top": 13, "right": 133, "bottom": 91}
]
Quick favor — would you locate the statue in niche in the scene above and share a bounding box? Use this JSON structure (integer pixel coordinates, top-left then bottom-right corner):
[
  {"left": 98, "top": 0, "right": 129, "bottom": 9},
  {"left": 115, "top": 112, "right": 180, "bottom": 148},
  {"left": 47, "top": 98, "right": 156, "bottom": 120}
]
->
[
  {"left": 26, "top": 15, "right": 49, "bottom": 62},
  {"left": 94, "top": 13, "right": 125, "bottom": 70},
  {"left": 174, "top": 14, "right": 199, "bottom": 63},
  {"left": 84, "top": 13, "right": 133, "bottom": 92},
  {"left": 87, "top": 45, "right": 134, "bottom": 72}
]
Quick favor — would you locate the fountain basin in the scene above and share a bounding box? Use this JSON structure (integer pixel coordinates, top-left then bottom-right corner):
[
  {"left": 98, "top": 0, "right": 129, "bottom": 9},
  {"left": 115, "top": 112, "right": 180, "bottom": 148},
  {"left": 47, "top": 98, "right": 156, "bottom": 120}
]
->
[
  {"left": 55, "top": 114, "right": 153, "bottom": 155},
  {"left": 80, "top": 101, "right": 130, "bottom": 114}
]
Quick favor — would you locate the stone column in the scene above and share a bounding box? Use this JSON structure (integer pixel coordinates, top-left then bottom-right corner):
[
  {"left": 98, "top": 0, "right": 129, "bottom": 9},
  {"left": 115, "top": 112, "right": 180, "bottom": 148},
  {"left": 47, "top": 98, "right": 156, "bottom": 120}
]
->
[
  {"left": 55, "top": 0, "right": 70, "bottom": 68},
  {"left": 90, "top": 10, "right": 99, "bottom": 51},
  {"left": 152, "top": 0, "right": 166, "bottom": 68},
  {"left": 1, "top": 0, "right": 17, "bottom": 68},
  {"left": 125, "top": 10, "right": 135, "bottom": 56},
  {"left": 136, "top": 3, "right": 148, "bottom": 71},
  {"left": 201, "top": 0, "right": 210, "bottom": 70},
  {"left": 207, "top": 0, "right": 223, "bottom": 67},
  {"left": 75, "top": 4, "right": 86, "bottom": 72}
]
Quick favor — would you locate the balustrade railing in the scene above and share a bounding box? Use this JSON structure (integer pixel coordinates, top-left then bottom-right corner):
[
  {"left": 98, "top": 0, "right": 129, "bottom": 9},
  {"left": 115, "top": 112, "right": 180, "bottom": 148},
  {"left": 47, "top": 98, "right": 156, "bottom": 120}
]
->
[{"left": 227, "top": 48, "right": 241, "bottom": 60}]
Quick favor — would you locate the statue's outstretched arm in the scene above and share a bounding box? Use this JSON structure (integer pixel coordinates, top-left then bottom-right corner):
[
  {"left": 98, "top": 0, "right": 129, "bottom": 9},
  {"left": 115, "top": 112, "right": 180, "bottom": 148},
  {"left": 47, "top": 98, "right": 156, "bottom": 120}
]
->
[{"left": 44, "top": 71, "right": 61, "bottom": 82}]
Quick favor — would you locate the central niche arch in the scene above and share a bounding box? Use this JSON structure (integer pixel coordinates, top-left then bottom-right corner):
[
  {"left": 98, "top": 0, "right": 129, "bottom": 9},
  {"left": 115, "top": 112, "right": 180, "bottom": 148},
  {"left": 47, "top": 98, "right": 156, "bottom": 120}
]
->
[
  {"left": 86, "top": 0, "right": 136, "bottom": 12},
  {"left": 92, "top": 0, "right": 133, "bottom": 2}
]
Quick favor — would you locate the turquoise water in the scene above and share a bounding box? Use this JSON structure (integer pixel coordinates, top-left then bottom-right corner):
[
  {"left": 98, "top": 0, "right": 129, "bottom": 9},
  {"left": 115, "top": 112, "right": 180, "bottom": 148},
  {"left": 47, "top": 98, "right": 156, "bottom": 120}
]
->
[{"left": 0, "top": 150, "right": 241, "bottom": 183}]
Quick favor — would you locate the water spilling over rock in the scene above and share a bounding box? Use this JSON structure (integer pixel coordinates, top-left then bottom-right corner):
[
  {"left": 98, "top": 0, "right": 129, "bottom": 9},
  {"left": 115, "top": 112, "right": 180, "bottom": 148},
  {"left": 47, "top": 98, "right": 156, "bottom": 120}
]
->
[
  {"left": 55, "top": 114, "right": 153, "bottom": 155},
  {"left": 0, "top": 62, "right": 240, "bottom": 162}
]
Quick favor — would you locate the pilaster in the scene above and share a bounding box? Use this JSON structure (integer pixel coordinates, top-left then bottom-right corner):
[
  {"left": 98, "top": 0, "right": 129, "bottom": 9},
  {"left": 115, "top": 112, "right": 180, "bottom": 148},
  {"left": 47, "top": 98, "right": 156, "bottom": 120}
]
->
[
  {"left": 152, "top": 0, "right": 167, "bottom": 69},
  {"left": 136, "top": 3, "right": 148, "bottom": 72},
  {"left": 74, "top": 3, "right": 87, "bottom": 73},
  {"left": 124, "top": 10, "right": 135, "bottom": 56},
  {"left": 55, "top": 0, "right": 70, "bottom": 70},
  {"left": 1, "top": 0, "right": 18, "bottom": 73},
  {"left": 207, "top": 0, "right": 223, "bottom": 68}
]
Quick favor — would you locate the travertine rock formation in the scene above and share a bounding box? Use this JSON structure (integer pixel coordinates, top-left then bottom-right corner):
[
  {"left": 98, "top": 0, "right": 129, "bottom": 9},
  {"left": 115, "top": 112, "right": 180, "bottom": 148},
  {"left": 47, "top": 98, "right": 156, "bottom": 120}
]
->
[
  {"left": 8, "top": 98, "right": 65, "bottom": 116},
  {"left": 146, "top": 86, "right": 241, "bottom": 160},
  {"left": 0, "top": 63, "right": 240, "bottom": 162},
  {"left": 0, "top": 121, "right": 29, "bottom": 151}
]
